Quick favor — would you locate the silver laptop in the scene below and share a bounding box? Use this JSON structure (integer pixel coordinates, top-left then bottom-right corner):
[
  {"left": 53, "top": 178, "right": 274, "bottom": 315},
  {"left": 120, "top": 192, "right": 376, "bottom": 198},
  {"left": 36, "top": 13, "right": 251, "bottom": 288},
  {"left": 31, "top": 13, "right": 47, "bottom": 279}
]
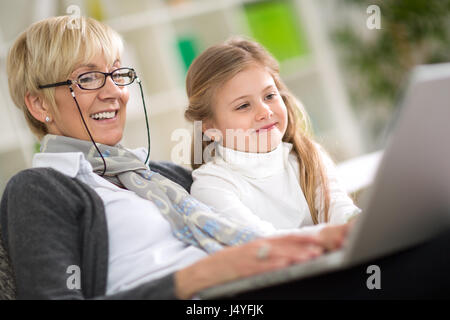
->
[{"left": 198, "top": 62, "right": 450, "bottom": 299}]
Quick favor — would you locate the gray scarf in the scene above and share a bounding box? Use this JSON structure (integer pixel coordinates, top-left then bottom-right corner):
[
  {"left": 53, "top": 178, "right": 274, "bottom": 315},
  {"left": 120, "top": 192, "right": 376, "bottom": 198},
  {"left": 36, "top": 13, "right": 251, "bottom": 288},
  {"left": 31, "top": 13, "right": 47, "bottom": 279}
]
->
[{"left": 40, "top": 135, "right": 260, "bottom": 253}]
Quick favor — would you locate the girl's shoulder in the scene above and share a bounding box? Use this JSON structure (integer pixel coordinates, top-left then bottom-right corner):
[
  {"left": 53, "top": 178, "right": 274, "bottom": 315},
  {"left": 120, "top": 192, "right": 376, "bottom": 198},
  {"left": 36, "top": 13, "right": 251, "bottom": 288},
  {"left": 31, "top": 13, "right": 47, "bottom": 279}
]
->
[
  {"left": 191, "top": 161, "right": 242, "bottom": 191},
  {"left": 306, "top": 141, "right": 337, "bottom": 169},
  {"left": 192, "top": 160, "right": 236, "bottom": 179}
]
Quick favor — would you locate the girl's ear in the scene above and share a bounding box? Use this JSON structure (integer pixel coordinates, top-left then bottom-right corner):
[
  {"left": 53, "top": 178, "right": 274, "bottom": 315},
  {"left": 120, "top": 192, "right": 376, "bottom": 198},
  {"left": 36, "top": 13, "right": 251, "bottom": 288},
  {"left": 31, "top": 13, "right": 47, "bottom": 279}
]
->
[
  {"left": 202, "top": 120, "right": 214, "bottom": 139},
  {"left": 202, "top": 120, "right": 222, "bottom": 142},
  {"left": 24, "top": 92, "right": 49, "bottom": 123},
  {"left": 202, "top": 120, "right": 214, "bottom": 133}
]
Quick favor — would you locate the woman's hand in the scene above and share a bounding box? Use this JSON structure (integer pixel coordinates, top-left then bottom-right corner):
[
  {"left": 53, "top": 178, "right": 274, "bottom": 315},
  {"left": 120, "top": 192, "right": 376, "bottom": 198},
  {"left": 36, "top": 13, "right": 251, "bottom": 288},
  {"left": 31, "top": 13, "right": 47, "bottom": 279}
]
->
[{"left": 174, "top": 234, "right": 324, "bottom": 299}]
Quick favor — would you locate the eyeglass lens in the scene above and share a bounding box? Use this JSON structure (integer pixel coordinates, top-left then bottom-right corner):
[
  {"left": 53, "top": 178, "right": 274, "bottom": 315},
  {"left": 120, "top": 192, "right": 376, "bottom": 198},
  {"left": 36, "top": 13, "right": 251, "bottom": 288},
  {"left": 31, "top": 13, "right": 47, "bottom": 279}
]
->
[{"left": 78, "top": 68, "right": 135, "bottom": 90}]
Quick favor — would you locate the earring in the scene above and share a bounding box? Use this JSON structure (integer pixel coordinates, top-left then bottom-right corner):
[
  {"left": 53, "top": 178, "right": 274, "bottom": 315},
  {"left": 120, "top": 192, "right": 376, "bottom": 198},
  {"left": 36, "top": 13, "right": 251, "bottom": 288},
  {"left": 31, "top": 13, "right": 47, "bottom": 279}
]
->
[{"left": 45, "top": 116, "right": 51, "bottom": 123}]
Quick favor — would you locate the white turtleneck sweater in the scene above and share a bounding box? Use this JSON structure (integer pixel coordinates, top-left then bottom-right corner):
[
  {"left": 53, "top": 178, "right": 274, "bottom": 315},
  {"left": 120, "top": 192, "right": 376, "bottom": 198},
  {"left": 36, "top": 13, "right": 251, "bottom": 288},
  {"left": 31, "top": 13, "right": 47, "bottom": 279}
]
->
[{"left": 191, "top": 142, "right": 361, "bottom": 237}]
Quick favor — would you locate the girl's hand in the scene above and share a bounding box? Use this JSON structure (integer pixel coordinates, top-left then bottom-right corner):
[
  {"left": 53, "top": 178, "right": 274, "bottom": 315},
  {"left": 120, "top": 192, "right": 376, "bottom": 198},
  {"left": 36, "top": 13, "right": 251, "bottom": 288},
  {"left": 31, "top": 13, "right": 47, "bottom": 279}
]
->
[
  {"left": 317, "top": 222, "right": 354, "bottom": 252},
  {"left": 175, "top": 235, "right": 324, "bottom": 299}
]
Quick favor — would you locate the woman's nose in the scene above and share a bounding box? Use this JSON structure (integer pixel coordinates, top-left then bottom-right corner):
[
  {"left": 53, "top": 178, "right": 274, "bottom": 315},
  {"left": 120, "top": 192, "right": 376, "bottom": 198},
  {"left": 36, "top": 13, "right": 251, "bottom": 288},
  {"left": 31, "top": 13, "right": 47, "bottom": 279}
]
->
[
  {"left": 255, "top": 101, "right": 274, "bottom": 121},
  {"left": 99, "top": 75, "right": 123, "bottom": 99}
]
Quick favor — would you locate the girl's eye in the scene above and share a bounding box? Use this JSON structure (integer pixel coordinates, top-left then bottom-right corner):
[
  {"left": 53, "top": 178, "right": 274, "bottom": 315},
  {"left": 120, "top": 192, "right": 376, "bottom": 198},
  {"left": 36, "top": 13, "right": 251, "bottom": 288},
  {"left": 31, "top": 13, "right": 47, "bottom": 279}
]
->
[
  {"left": 236, "top": 103, "right": 250, "bottom": 110},
  {"left": 265, "top": 93, "right": 276, "bottom": 100}
]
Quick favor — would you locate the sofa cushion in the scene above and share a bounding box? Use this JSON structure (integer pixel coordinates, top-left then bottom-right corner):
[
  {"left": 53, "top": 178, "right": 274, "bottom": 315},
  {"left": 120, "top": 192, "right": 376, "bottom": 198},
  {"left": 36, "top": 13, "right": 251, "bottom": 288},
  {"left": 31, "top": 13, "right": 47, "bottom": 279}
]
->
[{"left": 0, "top": 227, "right": 16, "bottom": 300}]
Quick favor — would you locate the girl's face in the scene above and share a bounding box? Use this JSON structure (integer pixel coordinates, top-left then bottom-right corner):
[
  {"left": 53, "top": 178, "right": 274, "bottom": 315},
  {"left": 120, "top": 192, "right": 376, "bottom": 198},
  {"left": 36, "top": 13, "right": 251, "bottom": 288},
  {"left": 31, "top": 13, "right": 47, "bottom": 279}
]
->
[
  {"left": 207, "top": 64, "right": 288, "bottom": 153},
  {"left": 49, "top": 54, "right": 129, "bottom": 146}
]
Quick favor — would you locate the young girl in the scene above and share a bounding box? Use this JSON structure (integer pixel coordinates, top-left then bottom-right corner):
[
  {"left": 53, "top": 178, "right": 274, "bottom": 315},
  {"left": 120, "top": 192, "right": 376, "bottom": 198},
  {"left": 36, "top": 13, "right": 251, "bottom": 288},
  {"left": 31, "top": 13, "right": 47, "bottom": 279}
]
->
[{"left": 184, "top": 37, "right": 361, "bottom": 249}]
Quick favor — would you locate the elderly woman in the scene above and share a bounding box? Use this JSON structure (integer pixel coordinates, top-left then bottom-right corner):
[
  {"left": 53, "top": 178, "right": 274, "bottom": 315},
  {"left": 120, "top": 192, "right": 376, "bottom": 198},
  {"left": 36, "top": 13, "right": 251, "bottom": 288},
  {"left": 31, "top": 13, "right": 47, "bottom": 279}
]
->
[{"left": 2, "top": 15, "right": 450, "bottom": 300}]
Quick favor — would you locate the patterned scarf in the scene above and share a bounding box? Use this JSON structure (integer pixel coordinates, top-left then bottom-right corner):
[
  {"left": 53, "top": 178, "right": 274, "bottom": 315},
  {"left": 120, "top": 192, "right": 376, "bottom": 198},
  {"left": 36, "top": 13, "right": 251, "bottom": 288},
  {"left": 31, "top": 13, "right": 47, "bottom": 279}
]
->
[{"left": 40, "top": 134, "right": 260, "bottom": 253}]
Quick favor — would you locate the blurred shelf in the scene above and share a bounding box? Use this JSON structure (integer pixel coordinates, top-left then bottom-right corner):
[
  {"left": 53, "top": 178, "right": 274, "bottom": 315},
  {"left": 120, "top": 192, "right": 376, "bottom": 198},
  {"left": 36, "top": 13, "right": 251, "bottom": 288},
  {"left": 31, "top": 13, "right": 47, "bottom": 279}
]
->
[
  {"left": 0, "top": 139, "right": 35, "bottom": 155},
  {"left": 0, "top": 136, "right": 22, "bottom": 153},
  {"left": 0, "top": 0, "right": 362, "bottom": 183},
  {"left": 127, "top": 87, "right": 188, "bottom": 122},
  {"left": 281, "top": 56, "right": 317, "bottom": 81},
  {"left": 336, "top": 150, "right": 384, "bottom": 194},
  {"left": 106, "top": 0, "right": 243, "bottom": 33},
  {"left": 0, "top": 46, "right": 6, "bottom": 60}
]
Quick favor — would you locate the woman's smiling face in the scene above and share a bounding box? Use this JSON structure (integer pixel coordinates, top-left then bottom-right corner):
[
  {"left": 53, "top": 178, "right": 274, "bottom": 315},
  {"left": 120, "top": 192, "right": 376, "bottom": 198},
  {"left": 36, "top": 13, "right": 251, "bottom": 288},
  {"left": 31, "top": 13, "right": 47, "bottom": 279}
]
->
[
  {"left": 207, "top": 64, "right": 288, "bottom": 153},
  {"left": 48, "top": 54, "right": 129, "bottom": 146}
]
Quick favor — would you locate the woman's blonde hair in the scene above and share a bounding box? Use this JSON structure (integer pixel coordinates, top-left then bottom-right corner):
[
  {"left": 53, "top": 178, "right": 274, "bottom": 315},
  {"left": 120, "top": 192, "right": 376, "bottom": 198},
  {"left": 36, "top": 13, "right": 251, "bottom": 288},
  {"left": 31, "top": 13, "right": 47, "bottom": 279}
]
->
[
  {"left": 7, "top": 15, "right": 123, "bottom": 139},
  {"left": 185, "top": 37, "right": 331, "bottom": 224}
]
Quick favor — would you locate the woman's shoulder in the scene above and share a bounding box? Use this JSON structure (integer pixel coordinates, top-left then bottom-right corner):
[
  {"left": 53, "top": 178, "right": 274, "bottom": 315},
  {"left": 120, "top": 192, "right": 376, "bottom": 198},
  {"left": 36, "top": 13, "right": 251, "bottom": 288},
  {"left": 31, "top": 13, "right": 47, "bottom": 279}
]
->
[
  {"left": 1, "top": 167, "right": 106, "bottom": 241},
  {"left": 6, "top": 167, "right": 74, "bottom": 189},
  {"left": 2, "top": 167, "right": 102, "bottom": 208},
  {"left": 6, "top": 167, "right": 82, "bottom": 188}
]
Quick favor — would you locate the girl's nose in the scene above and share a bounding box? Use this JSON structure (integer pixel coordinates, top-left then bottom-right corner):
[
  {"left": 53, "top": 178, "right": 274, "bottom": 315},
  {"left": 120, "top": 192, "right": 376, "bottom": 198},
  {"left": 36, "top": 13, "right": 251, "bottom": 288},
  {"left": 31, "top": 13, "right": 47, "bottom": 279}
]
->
[{"left": 255, "top": 102, "right": 274, "bottom": 121}]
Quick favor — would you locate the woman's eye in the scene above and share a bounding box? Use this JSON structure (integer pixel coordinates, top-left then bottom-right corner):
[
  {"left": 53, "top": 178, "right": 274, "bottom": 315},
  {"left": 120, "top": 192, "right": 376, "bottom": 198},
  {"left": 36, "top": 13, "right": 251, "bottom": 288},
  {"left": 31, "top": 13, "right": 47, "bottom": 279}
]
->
[
  {"left": 79, "top": 74, "right": 100, "bottom": 83},
  {"left": 236, "top": 103, "right": 250, "bottom": 110},
  {"left": 79, "top": 76, "right": 94, "bottom": 84}
]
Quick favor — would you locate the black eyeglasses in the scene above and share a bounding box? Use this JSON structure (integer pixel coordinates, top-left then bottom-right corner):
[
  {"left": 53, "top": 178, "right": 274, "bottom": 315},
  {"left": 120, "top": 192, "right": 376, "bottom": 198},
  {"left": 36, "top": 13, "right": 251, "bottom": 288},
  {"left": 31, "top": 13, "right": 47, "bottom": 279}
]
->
[{"left": 38, "top": 67, "right": 137, "bottom": 90}]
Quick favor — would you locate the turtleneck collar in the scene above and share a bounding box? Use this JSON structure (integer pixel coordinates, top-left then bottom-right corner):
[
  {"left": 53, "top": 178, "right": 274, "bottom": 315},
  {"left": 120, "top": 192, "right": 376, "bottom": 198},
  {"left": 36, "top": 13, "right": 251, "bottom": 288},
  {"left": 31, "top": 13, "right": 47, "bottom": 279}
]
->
[{"left": 213, "top": 142, "right": 293, "bottom": 179}]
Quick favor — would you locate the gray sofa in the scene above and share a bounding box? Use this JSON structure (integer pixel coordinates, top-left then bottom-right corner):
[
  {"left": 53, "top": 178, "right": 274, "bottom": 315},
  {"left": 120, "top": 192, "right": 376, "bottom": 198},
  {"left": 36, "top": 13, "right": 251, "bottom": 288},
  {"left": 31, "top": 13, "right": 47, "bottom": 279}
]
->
[{"left": 0, "top": 228, "right": 15, "bottom": 300}]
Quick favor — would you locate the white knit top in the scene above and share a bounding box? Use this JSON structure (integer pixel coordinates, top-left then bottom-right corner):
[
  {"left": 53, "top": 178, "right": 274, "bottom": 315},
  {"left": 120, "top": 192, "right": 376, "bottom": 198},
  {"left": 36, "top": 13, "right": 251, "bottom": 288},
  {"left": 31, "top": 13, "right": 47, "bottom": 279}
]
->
[{"left": 191, "top": 142, "right": 361, "bottom": 236}]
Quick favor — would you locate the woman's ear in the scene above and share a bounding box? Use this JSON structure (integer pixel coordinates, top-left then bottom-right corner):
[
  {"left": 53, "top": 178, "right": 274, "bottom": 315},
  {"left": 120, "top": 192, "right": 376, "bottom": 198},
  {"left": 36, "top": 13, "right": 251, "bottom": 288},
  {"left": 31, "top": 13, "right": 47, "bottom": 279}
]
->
[{"left": 24, "top": 92, "right": 49, "bottom": 123}]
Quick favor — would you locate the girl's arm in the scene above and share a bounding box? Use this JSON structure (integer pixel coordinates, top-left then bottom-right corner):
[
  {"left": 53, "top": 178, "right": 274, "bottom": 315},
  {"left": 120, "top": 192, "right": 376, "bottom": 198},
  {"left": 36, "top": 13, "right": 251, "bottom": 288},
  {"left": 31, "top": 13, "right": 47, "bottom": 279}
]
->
[{"left": 314, "top": 145, "right": 362, "bottom": 224}]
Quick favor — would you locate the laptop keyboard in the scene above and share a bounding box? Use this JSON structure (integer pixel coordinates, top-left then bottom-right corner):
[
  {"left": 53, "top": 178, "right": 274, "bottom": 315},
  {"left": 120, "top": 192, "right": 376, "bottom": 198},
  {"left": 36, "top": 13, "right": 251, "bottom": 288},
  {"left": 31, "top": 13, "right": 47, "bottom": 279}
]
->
[{"left": 199, "top": 250, "right": 345, "bottom": 299}]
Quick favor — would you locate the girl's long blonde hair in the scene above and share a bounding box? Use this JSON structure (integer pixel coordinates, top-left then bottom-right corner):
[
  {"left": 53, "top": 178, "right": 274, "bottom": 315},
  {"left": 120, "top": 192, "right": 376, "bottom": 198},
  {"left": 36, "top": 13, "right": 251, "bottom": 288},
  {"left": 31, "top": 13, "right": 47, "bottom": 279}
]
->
[{"left": 185, "top": 37, "right": 330, "bottom": 224}]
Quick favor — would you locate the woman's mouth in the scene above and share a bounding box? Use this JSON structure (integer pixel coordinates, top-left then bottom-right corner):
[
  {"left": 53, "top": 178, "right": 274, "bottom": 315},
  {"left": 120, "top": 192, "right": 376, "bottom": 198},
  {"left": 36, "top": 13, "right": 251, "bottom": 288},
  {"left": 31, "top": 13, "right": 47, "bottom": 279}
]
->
[{"left": 89, "top": 110, "right": 119, "bottom": 122}]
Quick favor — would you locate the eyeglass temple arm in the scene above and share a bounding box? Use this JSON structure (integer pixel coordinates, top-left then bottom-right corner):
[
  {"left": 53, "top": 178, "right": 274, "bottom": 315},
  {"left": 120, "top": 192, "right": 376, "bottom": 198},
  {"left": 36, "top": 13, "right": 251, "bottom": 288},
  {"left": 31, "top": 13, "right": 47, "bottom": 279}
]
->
[{"left": 38, "top": 80, "right": 72, "bottom": 89}]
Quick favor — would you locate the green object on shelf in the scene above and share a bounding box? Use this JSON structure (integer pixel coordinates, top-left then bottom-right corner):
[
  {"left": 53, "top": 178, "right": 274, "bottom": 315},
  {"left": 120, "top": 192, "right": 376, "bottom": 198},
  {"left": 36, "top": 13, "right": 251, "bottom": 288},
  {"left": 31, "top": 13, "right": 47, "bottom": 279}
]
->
[
  {"left": 177, "top": 35, "right": 199, "bottom": 73},
  {"left": 244, "top": 0, "right": 309, "bottom": 63}
]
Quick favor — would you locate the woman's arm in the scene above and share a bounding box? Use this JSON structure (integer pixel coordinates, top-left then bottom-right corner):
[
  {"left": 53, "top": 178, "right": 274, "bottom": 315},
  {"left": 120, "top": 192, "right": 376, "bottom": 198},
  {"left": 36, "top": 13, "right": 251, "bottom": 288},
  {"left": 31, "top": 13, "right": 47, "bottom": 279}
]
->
[
  {"left": 174, "top": 234, "right": 324, "bottom": 299},
  {"left": 1, "top": 168, "right": 326, "bottom": 300},
  {"left": 1, "top": 169, "right": 94, "bottom": 299},
  {"left": 0, "top": 168, "right": 178, "bottom": 300}
]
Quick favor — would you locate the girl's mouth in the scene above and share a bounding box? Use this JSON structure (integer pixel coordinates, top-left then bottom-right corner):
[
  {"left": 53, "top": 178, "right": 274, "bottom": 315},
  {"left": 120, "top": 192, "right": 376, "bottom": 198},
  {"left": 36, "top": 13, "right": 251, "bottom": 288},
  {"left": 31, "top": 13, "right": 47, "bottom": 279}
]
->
[{"left": 255, "top": 122, "right": 277, "bottom": 133}]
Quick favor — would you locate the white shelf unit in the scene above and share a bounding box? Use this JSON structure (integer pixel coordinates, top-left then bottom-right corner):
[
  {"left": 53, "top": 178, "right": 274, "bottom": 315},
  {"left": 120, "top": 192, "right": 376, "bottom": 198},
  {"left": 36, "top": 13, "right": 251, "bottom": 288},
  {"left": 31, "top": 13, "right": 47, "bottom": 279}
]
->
[{"left": 0, "top": 0, "right": 365, "bottom": 195}]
